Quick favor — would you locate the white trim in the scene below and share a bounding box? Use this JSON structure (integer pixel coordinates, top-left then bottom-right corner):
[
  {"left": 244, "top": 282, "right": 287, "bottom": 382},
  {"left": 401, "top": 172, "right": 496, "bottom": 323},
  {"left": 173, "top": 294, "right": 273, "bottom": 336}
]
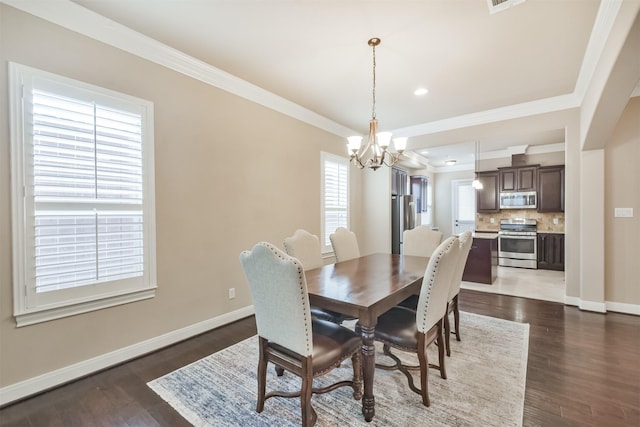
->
[
  {"left": 564, "top": 295, "right": 639, "bottom": 316},
  {"left": 2, "top": 0, "right": 621, "bottom": 142},
  {"left": 0, "top": 305, "right": 256, "bottom": 406},
  {"left": 606, "top": 301, "right": 640, "bottom": 316},
  {"left": 9, "top": 62, "right": 158, "bottom": 323},
  {"left": 579, "top": 300, "right": 607, "bottom": 313},
  {"left": 1, "top": 0, "right": 357, "bottom": 139},
  {"left": 15, "top": 288, "right": 157, "bottom": 327},
  {"left": 573, "top": 0, "right": 624, "bottom": 104},
  {"left": 393, "top": 94, "right": 580, "bottom": 137},
  {"left": 563, "top": 295, "right": 581, "bottom": 307},
  {"left": 564, "top": 295, "right": 607, "bottom": 313}
]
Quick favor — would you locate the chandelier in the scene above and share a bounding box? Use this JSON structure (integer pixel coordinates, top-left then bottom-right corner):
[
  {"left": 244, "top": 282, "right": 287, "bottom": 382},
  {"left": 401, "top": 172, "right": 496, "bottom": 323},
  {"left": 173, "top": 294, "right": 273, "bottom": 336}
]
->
[{"left": 347, "top": 38, "right": 407, "bottom": 171}]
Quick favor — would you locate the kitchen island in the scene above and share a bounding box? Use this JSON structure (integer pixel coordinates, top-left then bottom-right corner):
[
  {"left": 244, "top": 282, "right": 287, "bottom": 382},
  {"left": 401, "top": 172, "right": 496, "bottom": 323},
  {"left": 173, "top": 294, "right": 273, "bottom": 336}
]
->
[{"left": 462, "top": 232, "right": 498, "bottom": 284}]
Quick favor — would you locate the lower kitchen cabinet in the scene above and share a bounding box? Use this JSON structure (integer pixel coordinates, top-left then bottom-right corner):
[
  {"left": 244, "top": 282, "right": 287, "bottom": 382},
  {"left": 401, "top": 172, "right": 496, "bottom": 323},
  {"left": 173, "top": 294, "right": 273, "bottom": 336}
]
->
[
  {"left": 462, "top": 236, "right": 498, "bottom": 284},
  {"left": 537, "top": 233, "right": 565, "bottom": 271}
]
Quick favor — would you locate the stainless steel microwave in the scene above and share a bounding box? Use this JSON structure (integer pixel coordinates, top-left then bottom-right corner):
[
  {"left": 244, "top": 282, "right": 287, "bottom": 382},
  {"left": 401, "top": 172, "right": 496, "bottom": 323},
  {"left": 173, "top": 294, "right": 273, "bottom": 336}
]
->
[{"left": 499, "top": 191, "right": 537, "bottom": 209}]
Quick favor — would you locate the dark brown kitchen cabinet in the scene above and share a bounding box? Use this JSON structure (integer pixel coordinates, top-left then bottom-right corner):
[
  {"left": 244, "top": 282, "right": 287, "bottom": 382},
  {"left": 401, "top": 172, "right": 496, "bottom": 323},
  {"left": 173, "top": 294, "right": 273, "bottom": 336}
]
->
[
  {"left": 476, "top": 171, "right": 500, "bottom": 213},
  {"left": 462, "top": 236, "right": 498, "bottom": 284},
  {"left": 410, "top": 175, "right": 428, "bottom": 213},
  {"left": 537, "top": 233, "right": 564, "bottom": 271},
  {"left": 499, "top": 166, "right": 537, "bottom": 192},
  {"left": 392, "top": 167, "right": 408, "bottom": 195},
  {"left": 538, "top": 166, "right": 565, "bottom": 212}
]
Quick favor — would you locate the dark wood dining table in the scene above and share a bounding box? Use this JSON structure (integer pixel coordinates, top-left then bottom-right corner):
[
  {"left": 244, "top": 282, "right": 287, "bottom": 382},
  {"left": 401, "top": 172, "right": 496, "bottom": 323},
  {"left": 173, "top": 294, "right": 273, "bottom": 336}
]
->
[{"left": 304, "top": 253, "right": 429, "bottom": 422}]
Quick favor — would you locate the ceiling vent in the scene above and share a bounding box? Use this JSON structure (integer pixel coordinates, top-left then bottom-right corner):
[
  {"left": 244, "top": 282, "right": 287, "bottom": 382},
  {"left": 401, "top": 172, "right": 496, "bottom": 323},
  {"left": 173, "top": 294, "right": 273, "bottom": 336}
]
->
[{"left": 487, "top": 0, "right": 526, "bottom": 14}]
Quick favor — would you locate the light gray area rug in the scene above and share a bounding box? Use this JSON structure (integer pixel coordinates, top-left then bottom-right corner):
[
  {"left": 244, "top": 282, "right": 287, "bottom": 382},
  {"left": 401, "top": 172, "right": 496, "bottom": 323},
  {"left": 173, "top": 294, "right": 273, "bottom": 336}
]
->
[{"left": 148, "top": 312, "right": 529, "bottom": 426}]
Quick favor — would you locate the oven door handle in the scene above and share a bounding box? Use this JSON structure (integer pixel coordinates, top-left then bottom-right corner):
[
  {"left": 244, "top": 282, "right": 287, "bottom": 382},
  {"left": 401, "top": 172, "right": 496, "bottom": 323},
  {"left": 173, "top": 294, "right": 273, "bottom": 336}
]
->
[{"left": 499, "top": 235, "right": 536, "bottom": 240}]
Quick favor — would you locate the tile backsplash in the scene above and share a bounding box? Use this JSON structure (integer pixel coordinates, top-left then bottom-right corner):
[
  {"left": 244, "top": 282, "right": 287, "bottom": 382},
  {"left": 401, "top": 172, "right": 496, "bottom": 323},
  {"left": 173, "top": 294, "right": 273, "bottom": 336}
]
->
[{"left": 476, "top": 210, "right": 565, "bottom": 233}]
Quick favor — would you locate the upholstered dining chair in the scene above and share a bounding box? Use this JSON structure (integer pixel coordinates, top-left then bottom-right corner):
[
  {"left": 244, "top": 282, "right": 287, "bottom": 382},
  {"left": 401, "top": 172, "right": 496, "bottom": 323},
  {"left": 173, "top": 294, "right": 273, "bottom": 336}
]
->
[
  {"left": 443, "top": 231, "right": 473, "bottom": 357},
  {"left": 239, "top": 242, "right": 362, "bottom": 426},
  {"left": 402, "top": 225, "right": 443, "bottom": 257},
  {"left": 397, "top": 226, "right": 443, "bottom": 310},
  {"left": 329, "top": 227, "right": 360, "bottom": 262},
  {"left": 283, "top": 229, "right": 324, "bottom": 271},
  {"left": 283, "top": 229, "right": 351, "bottom": 324},
  {"left": 364, "top": 236, "right": 461, "bottom": 407}
]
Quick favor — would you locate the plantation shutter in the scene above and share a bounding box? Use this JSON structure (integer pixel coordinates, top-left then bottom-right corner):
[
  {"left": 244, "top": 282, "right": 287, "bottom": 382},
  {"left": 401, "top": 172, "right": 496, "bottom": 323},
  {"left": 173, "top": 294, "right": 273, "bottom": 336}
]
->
[
  {"left": 323, "top": 156, "right": 348, "bottom": 248},
  {"left": 32, "top": 89, "right": 144, "bottom": 293}
]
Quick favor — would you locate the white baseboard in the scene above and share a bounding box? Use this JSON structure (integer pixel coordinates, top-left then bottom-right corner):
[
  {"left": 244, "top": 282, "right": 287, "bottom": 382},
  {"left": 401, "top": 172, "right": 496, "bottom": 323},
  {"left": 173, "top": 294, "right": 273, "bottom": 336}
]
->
[
  {"left": 565, "top": 296, "right": 639, "bottom": 316},
  {"left": 607, "top": 301, "right": 640, "bottom": 316},
  {"left": 579, "top": 300, "right": 607, "bottom": 313},
  {"left": 563, "top": 295, "right": 581, "bottom": 307},
  {"left": 0, "top": 305, "right": 255, "bottom": 407}
]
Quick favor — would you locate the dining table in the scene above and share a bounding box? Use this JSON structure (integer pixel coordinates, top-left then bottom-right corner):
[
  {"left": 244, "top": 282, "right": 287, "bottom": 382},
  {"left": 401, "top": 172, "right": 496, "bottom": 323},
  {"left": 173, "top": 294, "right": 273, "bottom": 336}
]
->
[{"left": 304, "top": 252, "right": 429, "bottom": 422}]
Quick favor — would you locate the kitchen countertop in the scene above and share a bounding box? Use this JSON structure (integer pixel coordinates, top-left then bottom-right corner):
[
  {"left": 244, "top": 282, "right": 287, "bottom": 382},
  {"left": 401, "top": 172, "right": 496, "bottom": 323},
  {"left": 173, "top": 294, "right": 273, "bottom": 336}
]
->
[{"left": 472, "top": 232, "right": 498, "bottom": 239}]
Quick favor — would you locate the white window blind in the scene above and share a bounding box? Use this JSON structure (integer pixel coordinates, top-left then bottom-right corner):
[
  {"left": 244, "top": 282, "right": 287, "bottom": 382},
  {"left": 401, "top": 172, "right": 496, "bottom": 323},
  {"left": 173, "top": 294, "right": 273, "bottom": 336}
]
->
[
  {"left": 321, "top": 153, "right": 349, "bottom": 251},
  {"left": 10, "top": 63, "right": 156, "bottom": 326},
  {"left": 33, "top": 90, "right": 144, "bottom": 292}
]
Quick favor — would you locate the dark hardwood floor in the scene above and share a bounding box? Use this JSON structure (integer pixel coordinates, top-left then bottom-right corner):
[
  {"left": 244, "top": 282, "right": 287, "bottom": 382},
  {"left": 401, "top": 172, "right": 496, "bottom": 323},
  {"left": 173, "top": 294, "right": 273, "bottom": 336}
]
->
[{"left": 1, "top": 289, "right": 639, "bottom": 426}]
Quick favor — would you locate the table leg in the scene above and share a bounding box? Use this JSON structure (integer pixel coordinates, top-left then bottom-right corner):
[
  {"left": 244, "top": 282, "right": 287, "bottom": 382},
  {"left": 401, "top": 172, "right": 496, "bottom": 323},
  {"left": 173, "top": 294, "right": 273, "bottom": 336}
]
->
[{"left": 359, "top": 324, "right": 376, "bottom": 422}]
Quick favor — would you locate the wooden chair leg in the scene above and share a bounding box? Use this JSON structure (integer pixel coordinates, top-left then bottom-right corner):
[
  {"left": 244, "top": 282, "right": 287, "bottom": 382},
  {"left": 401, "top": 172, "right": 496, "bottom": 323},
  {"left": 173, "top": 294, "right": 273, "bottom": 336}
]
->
[
  {"left": 256, "top": 338, "right": 268, "bottom": 413},
  {"left": 444, "top": 303, "right": 452, "bottom": 357},
  {"left": 416, "top": 333, "right": 430, "bottom": 407},
  {"left": 453, "top": 295, "right": 461, "bottom": 342},
  {"left": 437, "top": 320, "right": 447, "bottom": 380}
]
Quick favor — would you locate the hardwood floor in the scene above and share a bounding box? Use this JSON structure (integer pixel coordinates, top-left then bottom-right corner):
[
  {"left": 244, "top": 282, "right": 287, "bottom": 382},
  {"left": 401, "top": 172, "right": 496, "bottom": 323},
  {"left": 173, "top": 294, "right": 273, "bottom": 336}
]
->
[{"left": 1, "top": 290, "right": 638, "bottom": 426}]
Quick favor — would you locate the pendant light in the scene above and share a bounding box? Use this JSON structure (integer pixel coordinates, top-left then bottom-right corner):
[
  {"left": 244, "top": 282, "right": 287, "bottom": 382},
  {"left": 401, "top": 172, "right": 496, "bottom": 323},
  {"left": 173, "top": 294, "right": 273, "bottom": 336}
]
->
[
  {"left": 472, "top": 140, "right": 483, "bottom": 190},
  {"left": 347, "top": 38, "right": 406, "bottom": 171}
]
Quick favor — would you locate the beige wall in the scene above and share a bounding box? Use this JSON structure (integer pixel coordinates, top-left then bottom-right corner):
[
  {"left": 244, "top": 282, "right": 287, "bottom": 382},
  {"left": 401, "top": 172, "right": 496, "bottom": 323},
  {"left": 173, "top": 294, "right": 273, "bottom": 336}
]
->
[
  {"left": 0, "top": 5, "right": 355, "bottom": 387},
  {"left": 432, "top": 170, "right": 475, "bottom": 237},
  {"left": 1, "top": 1, "right": 639, "bottom": 402},
  {"left": 605, "top": 97, "right": 640, "bottom": 305}
]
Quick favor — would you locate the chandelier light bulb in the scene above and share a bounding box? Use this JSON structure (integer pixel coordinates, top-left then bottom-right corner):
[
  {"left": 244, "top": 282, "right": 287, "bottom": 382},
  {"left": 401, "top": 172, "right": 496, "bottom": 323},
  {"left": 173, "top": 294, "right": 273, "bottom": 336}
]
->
[{"left": 393, "top": 137, "right": 407, "bottom": 153}]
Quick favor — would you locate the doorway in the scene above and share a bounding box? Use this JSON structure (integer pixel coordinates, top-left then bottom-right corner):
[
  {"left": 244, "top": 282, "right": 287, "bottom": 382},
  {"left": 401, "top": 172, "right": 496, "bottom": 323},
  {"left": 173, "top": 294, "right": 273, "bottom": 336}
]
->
[{"left": 452, "top": 179, "right": 475, "bottom": 235}]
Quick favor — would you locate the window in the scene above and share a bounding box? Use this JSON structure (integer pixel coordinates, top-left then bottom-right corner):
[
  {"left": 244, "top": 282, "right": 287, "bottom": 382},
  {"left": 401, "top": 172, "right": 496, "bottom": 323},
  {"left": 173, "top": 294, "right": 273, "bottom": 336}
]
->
[
  {"left": 321, "top": 153, "right": 349, "bottom": 253},
  {"left": 9, "top": 63, "right": 156, "bottom": 326}
]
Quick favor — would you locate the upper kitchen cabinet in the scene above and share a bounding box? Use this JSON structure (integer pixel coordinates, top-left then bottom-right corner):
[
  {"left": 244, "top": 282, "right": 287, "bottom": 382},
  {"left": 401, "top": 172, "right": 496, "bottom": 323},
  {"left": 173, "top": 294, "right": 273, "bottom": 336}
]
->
[
  {"left": 476, "top": 171, "right": 500, "bottom": 213},
  {"left": 410, "top": 175, "right": 429, "bottom": 213},
  {"left": 538, "top": 165, "right": 565, "bottom": 212},
  {"left": 391, "top": 167, "right": 408, "bottom": 195},
  {"left": 499, "top": 166, "right": 537, "bottom": 192}
]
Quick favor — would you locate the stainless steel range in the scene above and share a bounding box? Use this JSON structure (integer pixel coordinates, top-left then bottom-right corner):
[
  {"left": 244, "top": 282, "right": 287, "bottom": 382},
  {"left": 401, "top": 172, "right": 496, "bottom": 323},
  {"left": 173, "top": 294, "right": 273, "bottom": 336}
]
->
[{"left": 498, "top": 218, "right": 537, "bottom": 269}]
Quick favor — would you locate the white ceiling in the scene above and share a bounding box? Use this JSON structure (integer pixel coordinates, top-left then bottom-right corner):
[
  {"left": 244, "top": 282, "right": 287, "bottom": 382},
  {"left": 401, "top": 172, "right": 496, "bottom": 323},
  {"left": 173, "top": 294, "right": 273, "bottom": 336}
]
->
[{"left": 59, "top": 0, "right": 627, "bottom": 169}]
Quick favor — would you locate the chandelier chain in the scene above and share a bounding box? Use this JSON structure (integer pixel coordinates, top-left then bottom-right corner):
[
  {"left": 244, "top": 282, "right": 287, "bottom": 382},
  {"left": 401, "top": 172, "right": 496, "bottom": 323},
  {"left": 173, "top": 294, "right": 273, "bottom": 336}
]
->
[{"left": 372, "top": 42, "right": 376, "bottom": 120}]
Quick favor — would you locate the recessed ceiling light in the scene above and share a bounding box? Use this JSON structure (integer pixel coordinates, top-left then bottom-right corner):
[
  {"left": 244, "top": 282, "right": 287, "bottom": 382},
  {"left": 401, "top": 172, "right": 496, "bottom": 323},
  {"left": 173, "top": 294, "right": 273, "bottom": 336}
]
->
[
  {"left": 414, "top": 88, "right": 429, "bottom": 96},
  {"left": 445, "top": 159, "right": 457, "bottom": 165}
]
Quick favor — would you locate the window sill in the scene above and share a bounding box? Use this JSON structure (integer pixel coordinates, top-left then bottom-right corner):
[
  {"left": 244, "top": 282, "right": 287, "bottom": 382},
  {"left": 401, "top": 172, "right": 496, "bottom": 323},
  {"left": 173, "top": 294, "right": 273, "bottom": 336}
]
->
[{"left": 15, "top": 287, "right": 157, "bottom": 327}]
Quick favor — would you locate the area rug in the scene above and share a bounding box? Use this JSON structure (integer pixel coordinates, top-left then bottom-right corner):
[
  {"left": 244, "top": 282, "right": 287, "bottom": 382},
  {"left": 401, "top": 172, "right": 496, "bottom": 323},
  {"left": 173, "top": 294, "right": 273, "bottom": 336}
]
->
[{"left": 148, "top": 312, "right": 529, "bottom": 426}]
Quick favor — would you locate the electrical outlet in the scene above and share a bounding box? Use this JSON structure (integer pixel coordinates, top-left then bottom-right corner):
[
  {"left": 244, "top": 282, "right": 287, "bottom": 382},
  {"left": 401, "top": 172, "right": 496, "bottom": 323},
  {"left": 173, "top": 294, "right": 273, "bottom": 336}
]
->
[
  {"left": 228, "top": 288, "right": 236, "bottom": 299},
  {"left": 553, "top": 218, "right": 559, "bottom": 225},
  {"left": 490, "top": 218, "right": 495, "bottom": 224}
]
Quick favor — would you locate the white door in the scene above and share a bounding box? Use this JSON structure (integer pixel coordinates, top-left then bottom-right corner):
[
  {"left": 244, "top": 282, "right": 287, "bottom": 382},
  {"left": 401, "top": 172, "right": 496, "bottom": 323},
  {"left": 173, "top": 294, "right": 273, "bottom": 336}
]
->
[{"left": 452, "top": 179, "right": 476, "bottom": 235}]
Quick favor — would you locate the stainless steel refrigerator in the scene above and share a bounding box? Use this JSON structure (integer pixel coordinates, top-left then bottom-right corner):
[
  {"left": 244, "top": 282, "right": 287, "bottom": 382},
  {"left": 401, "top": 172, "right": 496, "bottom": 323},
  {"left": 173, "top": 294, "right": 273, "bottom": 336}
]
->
[{"left": 391, "top": 194, "right": 416, "bottom": 254}]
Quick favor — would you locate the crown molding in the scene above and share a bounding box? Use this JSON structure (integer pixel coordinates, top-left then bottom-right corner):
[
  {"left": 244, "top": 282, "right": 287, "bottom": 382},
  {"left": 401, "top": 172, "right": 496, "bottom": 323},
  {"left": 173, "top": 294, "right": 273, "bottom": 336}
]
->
[
  {"left": 1, "top": 0, "right": 358, "bottom": 138},
  {"left": 392, "top": 93, "right": 580, "bottom": 138},
  {"left": 2, "top": 0, "right": 620, "bottom": 140}
]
